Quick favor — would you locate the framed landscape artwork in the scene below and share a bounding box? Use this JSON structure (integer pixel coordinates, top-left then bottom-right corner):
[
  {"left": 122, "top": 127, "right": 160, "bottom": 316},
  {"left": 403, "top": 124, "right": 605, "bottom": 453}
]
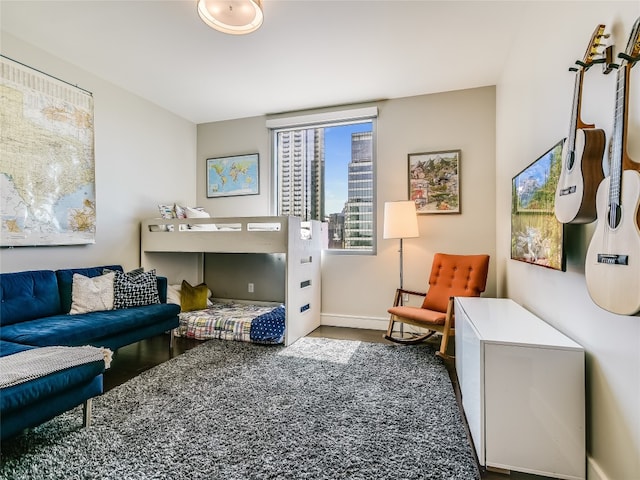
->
[
  {"left": 511, "top": 140, "right": 565, "bottom": 271},
  {"left": 408, "top": 150, "right": 460, "bottom": 214},
  {"left": 207, "top": 153, "right": 259, "bottom": 198}
]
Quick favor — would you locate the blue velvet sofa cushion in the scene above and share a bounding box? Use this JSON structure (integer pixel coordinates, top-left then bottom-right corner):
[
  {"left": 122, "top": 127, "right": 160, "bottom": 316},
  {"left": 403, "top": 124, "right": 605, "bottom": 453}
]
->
[
  {"left": 0, "top": 359, "right": 105, "bottom": 414},
  {"left": 0, "top": 270, "right": 61, "bottom": 326},
  {"left": 0, "top": 340, "right": 36, "bottom": 357},
  {"left": 0, "top": 303, "right": 180, "bottom": 348},
  {"left": 55, "top": 265, "right": 123, "bottom": 313}
]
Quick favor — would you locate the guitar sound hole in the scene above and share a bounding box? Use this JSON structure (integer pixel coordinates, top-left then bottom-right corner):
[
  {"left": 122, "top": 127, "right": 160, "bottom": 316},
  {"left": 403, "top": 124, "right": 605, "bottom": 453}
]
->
[{"left": 608, "top": 204, "right": 622, "bottom": 229}]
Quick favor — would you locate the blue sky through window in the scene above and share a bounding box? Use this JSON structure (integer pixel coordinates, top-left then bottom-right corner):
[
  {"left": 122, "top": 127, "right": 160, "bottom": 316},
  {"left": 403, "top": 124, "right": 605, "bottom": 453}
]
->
[{"left": 324, "top": 121, "right": 372, "bottom": 215}]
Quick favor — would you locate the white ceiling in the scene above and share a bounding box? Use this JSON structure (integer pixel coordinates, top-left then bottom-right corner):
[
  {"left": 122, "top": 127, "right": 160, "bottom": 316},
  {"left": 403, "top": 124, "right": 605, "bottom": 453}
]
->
[{"left": 1, "top": 0, "right": 531, "bottom": 124}]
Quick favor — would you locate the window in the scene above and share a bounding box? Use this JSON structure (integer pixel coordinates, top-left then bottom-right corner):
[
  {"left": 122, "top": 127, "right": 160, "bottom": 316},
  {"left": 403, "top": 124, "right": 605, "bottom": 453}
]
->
[{"left": 268, "top": 108, "right": 377, "bottom": 252}]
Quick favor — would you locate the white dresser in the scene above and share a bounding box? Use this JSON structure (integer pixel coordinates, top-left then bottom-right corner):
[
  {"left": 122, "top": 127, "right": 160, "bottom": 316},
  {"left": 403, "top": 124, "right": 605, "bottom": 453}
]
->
[{"left": 454, "top": 297, "right": 585, "bottom": 480}]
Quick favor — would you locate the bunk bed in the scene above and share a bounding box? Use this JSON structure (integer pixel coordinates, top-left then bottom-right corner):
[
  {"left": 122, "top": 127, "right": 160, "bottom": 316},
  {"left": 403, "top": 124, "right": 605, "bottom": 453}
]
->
[{"left": 140, "top": 216, "right": 324, "bottom": 346}]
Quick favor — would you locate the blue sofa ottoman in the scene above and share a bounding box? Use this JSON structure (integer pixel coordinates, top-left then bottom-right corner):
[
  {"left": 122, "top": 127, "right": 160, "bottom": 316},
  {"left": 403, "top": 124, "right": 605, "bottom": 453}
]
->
[
  {"left": 0, "top": 340, "right": 106, "bottom": 441},
  {"left": 0, "top": 265, "right": 180, "bottom": 440}
]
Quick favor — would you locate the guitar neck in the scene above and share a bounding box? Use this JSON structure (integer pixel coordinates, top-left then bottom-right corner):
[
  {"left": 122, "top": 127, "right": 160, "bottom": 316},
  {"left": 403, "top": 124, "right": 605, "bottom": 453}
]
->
[
  {"left": 565, "top": 24, "right": 607, "bottom": 162},
  {"left": 608, "top": 65, "right": 626, "bottom": 210},
  {"left": 565, "top": 70, "right": 583, "bottom": 151},
  {"left": 620, "top": 18, "right": 640, "bottom": 173}
]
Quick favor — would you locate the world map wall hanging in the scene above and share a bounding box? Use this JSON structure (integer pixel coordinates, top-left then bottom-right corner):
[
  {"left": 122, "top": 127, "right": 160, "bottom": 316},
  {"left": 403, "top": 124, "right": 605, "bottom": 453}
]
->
[{"left": 0, "top": 55, "right": 95, "bottom": 247}]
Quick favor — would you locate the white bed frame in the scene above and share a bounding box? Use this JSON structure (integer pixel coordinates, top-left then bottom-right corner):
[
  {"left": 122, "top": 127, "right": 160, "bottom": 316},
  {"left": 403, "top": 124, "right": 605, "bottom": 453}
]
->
[{"left": 140, "top": 216, "right": 324, "bottom": 346}]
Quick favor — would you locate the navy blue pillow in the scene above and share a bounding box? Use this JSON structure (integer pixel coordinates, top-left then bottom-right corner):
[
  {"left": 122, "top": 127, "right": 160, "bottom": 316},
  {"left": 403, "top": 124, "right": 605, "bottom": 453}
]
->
[{"left": 250, "top": 305, "right": 286, "bottom": 344}]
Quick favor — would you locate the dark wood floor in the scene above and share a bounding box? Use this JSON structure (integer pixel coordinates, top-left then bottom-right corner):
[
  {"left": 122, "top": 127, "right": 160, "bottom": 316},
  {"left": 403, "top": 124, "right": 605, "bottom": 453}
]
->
[{"left": 104, "top": 327, "right": 551, "bottom": 480}]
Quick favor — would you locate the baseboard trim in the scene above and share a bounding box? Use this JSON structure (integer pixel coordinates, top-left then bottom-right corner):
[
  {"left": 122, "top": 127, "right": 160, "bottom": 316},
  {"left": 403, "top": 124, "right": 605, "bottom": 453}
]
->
[
  {"left": 320, "top": 313, "right": 387, "bottom": 330},
  {"left": 587, "top": 456, "right": 610, "bottom": 480}
]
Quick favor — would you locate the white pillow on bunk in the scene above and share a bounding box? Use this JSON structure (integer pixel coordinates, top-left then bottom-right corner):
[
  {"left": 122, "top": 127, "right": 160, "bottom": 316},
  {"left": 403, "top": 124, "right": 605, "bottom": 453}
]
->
[
  {"left": 184, "top": 207, "right": 209, "bottom": 218},
  {"left": 184, "top": 206, "right": 218, "bottom": 230}
]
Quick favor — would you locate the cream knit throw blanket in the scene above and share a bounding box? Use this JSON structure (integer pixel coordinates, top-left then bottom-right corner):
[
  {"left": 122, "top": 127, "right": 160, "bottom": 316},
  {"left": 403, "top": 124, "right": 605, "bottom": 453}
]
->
[{"left": 0, "top": 345, "right": 112, "bottom": 389}]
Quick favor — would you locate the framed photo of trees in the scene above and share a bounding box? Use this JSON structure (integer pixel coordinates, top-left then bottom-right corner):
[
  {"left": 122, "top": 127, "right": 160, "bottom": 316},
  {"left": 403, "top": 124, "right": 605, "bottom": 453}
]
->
[
  {"left": 510, "top": 140, "right": 565, "bottom": 271},
  {"left": 408, "top": 150, "right": 460, "bottom": 214}
]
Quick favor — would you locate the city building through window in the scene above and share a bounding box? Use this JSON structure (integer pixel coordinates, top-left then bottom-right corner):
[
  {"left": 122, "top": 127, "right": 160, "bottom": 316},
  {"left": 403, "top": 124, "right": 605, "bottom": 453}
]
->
[{"left": 268, "top": 109, "right": 376, "bottom": 252}]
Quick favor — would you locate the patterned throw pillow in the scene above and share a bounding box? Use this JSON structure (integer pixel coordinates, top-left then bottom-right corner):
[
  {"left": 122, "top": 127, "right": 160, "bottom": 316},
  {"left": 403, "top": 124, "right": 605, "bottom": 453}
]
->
[
  {"left": 70, "top": 272, "right": 116, "bottom": 314},
  {"left": 174, "top": 204, "right": 186, "bottom": 219},
  {"left": 158, "top": 204, "right": 175, "bottom": 219},
  {"left": 157, "top": 204, "right": 176, "bottom": 232},
  {"left": 113, "top": 269, "right": 160, "bottom": 309}
]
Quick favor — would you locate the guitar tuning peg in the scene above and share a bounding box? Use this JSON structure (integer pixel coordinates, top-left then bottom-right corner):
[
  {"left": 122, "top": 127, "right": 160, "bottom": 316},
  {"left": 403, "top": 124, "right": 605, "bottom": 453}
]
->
[{"left": 602, "top": 45, "right": 617, "bottom": 74}]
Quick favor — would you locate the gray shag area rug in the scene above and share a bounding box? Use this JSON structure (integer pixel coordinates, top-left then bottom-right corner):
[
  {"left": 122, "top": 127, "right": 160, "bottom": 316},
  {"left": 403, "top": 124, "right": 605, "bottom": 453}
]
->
[{"left": 0, "top": 338, "right": 480, "bottom": 480}]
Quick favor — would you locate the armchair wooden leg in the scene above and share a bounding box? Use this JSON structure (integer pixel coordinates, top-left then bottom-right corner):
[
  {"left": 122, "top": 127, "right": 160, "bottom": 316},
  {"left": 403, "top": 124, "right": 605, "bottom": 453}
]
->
[
  {"left": 436, "top": 331, "right": 453, "bottom": 359},
  {"left": 436, "top": 298, "right": 455, "bottom": 360},
  {"left": 384, "top": 316, "right": 394, "bottom": 340},
  {"left": 384, "top": 315, "right": 437, "bottom": 344}
]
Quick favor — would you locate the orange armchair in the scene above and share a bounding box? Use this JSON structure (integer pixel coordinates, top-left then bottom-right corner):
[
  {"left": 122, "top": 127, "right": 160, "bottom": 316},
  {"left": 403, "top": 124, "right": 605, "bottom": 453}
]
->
[{"left": 385, "top": 253, "right": 490, "bottom": 358}]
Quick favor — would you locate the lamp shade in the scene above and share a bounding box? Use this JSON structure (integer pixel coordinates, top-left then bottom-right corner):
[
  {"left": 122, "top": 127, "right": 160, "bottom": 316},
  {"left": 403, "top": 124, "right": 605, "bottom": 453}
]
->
[
  {"left": 383, "top": 201, "right": 419, "bottom": 239},
  {"left": 197, "top": 0, "right": 263, "bottom": 35}
]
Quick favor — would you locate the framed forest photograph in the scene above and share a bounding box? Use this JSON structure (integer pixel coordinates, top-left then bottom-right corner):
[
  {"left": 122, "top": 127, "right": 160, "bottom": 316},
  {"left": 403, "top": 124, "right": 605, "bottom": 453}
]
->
[
  {"left": 510, "top": 140, "right": 565, "bottom": 271},
  {"left": 408, "top": 150, "right": 460, "bottom": 214}
]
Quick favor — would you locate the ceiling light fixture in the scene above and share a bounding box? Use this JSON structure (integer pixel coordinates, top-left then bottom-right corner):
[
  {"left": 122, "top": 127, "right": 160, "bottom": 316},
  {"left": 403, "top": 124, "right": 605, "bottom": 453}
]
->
[{"left": 197, "top": 0, "right": 263, "bottom": 35}]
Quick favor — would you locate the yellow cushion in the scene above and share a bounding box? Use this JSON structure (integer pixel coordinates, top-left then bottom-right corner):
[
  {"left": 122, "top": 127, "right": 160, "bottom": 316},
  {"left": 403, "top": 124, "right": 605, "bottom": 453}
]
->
[{"left": 180, "top": 280, "right": 209, "bottom": 312}]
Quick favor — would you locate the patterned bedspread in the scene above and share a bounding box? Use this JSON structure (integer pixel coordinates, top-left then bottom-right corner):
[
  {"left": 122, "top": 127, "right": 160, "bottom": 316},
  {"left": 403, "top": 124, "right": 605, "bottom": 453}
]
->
[{"left": 175, "top": 303, "right": 286, "bottom": 344}]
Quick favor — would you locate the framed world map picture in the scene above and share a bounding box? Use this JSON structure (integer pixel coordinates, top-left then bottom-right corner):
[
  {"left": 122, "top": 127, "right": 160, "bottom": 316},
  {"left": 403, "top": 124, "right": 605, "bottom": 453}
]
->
[
  {"left": 0, "top": 55, "right": 95, "bottom": 247},
  {"left": 206, "top": 153, "right": 259, "bottom": 198}
]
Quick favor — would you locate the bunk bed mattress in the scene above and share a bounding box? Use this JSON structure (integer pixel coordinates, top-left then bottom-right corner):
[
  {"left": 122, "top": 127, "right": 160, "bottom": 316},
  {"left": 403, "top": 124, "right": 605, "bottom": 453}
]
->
[{"left": 175, "top": 303, "right": 285, "bottom": 344}]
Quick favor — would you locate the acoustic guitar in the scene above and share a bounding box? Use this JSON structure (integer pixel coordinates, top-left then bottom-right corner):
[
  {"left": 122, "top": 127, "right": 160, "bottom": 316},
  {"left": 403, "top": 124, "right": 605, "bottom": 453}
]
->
[
  {"left": 554, "top": 25, "right": 607, "bottom": 224},
  {"left": 585, "top": 17, "right": 640, "bottom": 315}
]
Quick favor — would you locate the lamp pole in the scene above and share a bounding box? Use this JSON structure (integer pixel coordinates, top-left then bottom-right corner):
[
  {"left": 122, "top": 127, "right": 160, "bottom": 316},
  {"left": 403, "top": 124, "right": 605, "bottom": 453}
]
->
[
  {"left": 383, "top": 200, "right": 419, "bottom": 340},
  {"left": 399, "top": 237, "right": 405, "bottom": 337},
  {"left": 399, "top": 237, "right": 404, "bottom": 289}
]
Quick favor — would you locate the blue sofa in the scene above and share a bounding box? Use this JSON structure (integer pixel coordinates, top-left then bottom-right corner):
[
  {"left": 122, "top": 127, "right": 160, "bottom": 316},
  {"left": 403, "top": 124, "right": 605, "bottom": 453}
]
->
[{"left": 0, "top": 265, "right": 180, "bottom": 440}]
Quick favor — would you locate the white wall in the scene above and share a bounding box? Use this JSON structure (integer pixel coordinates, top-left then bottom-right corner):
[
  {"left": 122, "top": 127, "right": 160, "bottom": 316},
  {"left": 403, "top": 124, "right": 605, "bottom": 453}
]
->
[
  {"left": 496, "top": 3, "right": 640, "bottom": 479},
  {"left": 0, "top": 33, "right": 197, "bottom": 273},
  {"left": 197, "top": 86, "right": 497, "bottom": 328}
]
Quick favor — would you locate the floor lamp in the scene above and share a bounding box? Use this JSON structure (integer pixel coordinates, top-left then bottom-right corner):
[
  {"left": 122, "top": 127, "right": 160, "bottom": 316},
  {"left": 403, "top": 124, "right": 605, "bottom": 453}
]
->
[{"left": 383, "top": 201, "right": 419, "bottom": 337}]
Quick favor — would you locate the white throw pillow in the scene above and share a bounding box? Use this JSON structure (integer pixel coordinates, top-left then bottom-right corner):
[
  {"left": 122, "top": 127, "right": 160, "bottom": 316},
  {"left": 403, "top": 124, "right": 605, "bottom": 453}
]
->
[
  {"left": 167, "top": 284, "right": 182, "bottom": 305},
  {"left": 184, "top": 206, "right": 210, "bottom": 218},
  {"left": 70, "top": 272, "right": 116, "bottom": 314}
]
